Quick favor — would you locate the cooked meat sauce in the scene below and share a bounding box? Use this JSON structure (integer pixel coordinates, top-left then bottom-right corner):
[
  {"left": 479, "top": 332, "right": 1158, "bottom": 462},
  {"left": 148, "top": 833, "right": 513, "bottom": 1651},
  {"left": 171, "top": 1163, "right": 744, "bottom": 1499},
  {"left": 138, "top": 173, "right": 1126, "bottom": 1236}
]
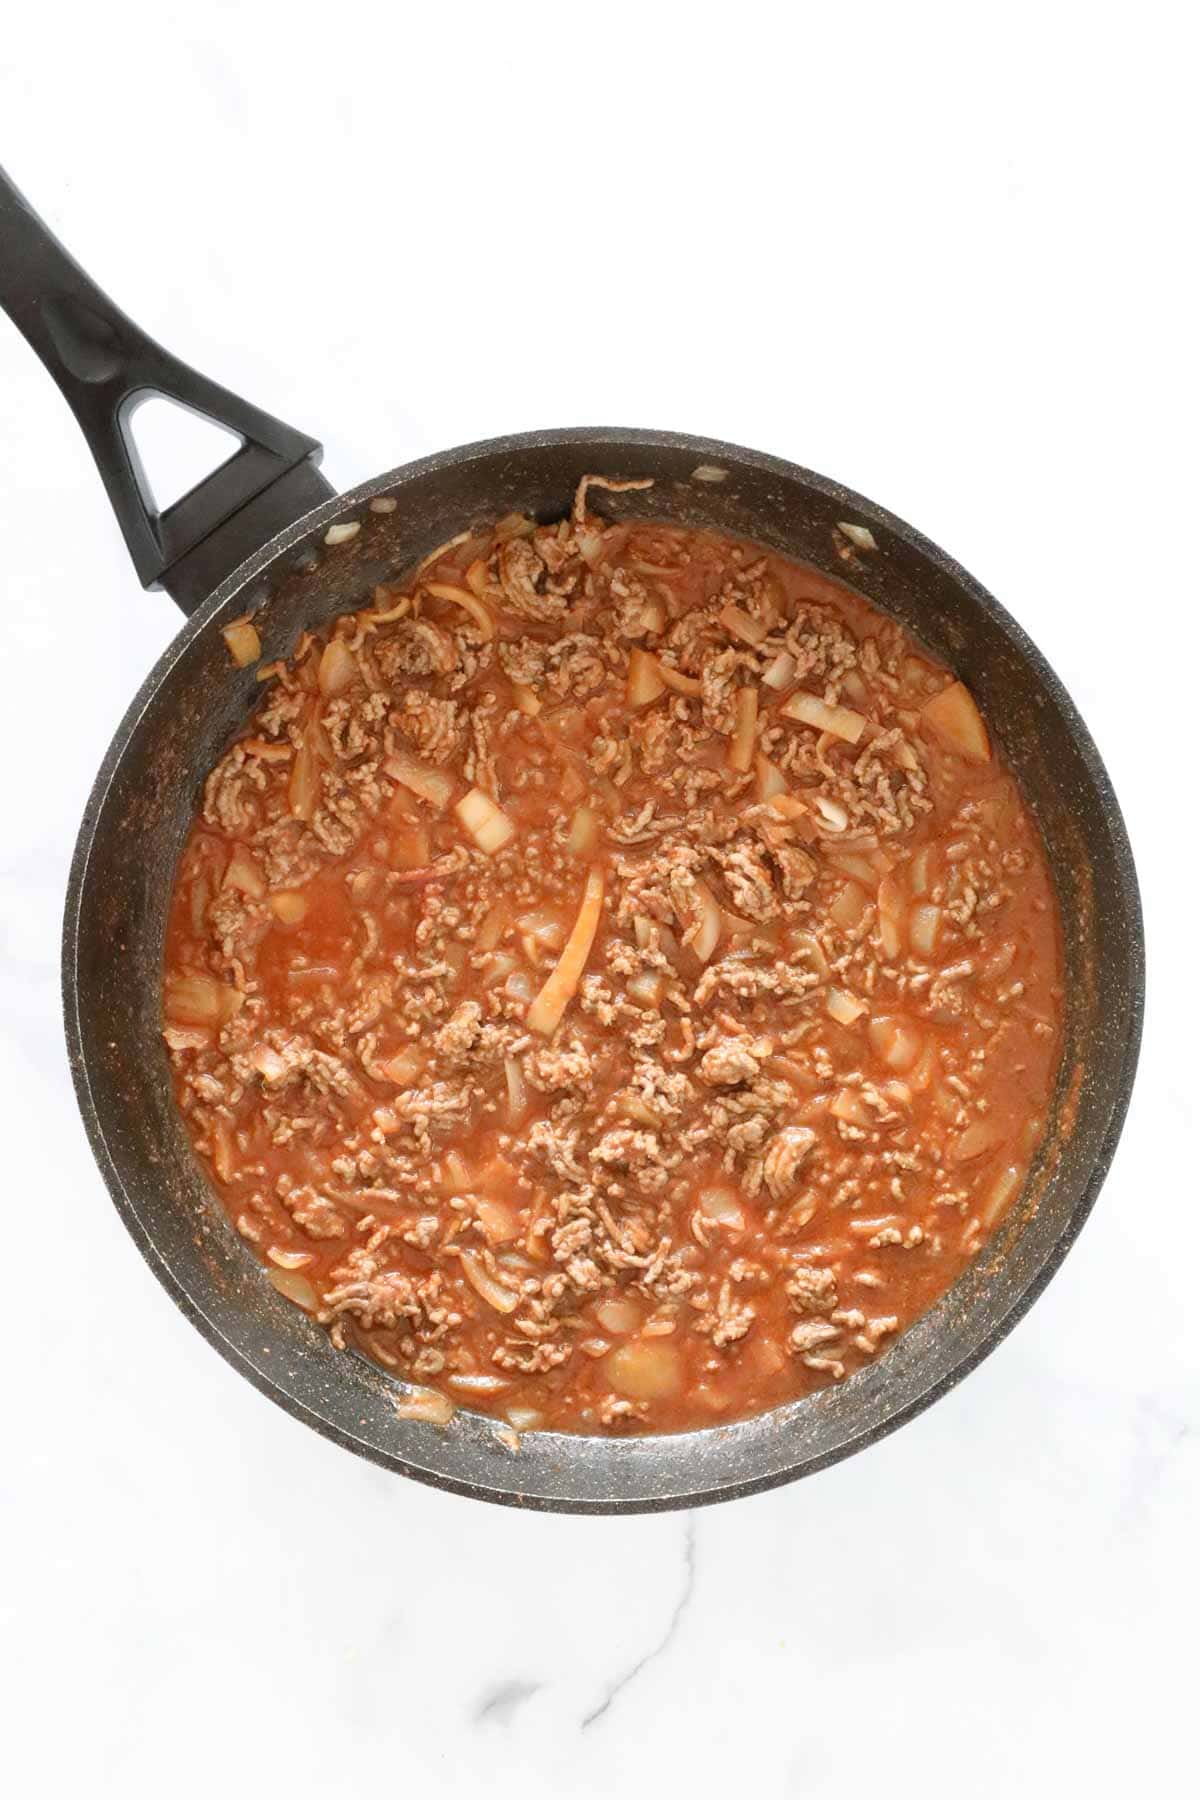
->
[{"left": 163, "top": 477, "right": 1063, "bottom": 1435}]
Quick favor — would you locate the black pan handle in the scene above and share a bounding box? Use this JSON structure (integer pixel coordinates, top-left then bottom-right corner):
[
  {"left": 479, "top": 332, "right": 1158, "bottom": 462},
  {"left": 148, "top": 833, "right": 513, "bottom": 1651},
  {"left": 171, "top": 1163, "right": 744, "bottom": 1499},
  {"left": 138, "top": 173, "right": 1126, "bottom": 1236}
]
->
[{"left": 0, "top": 165, "right": 334, "bottom": 615}]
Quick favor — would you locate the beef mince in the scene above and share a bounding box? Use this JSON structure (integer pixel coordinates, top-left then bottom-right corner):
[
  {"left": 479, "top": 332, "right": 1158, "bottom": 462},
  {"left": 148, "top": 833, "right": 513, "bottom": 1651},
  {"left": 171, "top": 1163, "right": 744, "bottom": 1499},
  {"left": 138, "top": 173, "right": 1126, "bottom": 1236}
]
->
[{"left": 162, "top": 479, "right": 1063, "bottom": 1434}]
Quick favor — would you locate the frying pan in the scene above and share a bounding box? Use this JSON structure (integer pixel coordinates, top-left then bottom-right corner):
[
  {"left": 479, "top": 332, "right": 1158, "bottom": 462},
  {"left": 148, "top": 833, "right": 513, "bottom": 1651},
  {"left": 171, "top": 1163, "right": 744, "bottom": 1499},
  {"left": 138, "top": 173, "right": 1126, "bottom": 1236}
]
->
[{"left": 0, "top": 166, "right": 1144, "bottom": 1512}]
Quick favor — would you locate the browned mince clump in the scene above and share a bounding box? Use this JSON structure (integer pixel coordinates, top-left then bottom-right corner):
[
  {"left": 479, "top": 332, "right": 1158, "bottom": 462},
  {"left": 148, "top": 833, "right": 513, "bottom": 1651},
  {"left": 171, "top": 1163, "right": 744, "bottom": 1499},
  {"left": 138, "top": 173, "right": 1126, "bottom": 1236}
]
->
[{"left": 162, "top": 475, "right": 1063, "bottom": 1435}]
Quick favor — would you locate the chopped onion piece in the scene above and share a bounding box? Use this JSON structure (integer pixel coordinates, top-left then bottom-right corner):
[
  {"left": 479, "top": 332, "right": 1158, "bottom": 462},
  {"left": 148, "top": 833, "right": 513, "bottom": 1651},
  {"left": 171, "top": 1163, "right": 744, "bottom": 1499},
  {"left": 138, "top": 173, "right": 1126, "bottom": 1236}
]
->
[
  {"left": 567, "top": 805, "right": 597, "bottom": 855},
  {"left": 368, "top": 495, "right": 397, "bottom": 514},
  {"left": 595, "top": 1297, "right": 642, "bottom": 1334},
  {"left": 222, "top": 617, "right": 261, "bottom": 667},
  {"left": 288, "top": 728, "right": 320, "bottom": 821},
  {"left": 981, "top": 1163, "right": 1023, "bottom": 1227},
  {"left": 267, "top": 891, "right": 307, "bottom": 928},
  {"left": 458, "top": 1249, "right": 521, "bottom": 1314},
  {"left": 754, "top": 753, "right": 787, "bottom": 801},
  {"left": 829, "top": 880, "right": 868, "bottom": 930},
  {"left": 380, "top": 1046, "right": 424, "bottom": 1085},
  {"left": 476, "top": 1195, "right": 519, "bottom": 1245},
  {"left": 511, "top": 682, "right": 540, "bottom": 716},
  {"left": 267, "top": 1268, "right": 318, "bottom": 1310},
  {"left": 827, "top": 986, "right": 867, "bottom": 1025},
  {"left": 527, "top": 865, "right": 605, "bottom": 1036},
  {"left": 628, "top": 971, "right": 664, "bottom": 1010},
  {"left": 877, "top": 873, "right": 906, "bottom": 959},
  {"left": 318, "top": 637, "right": 357, "bottom": 696},
  {"left": 718, "top": 602, "right": 768, "bottom": 646},
  {"left": 910, "top": 902, "right": 942, "bottom": 956},
  {"left": 868, "top": 1016, "right": 924, "bottom": 1073},
  {"left": 504, "top": 1054, "right": 528, "bottom": 1122},
  {"left": 921, "top": 680, "right": 991, "bottom": 763},
  {"left": 951, "top": 1117, "right": 1006, "bottom": 1164},
  {"left": 781, "top": 690, "right": 867, "bottom": 744},
  {"left": 505, "top": 1406, "right": 543, "bottom": 1431},
  {"left": 837, "top": 521, "right": 877, "bottom": 551},
  {"left": 606, "top": 1340, "right": 683, "bottom": 1400},
  {"left": 474, "top": 901, "right": 510, "bottom": 952},
  {"left": 165, "top": 974, "right": 244, "bottom": 1028},
  {"left": 762, "top": 650, "right": 797, "bottom": 691},
  {"left": 626, "top": 646, "right": 666, "bottom": 707},
  {"left": 814, "top": 795, "right": 849, "bottom": 832},
  {"left": 726, "top": 687, "right": 758, "bottom": 773},
  {"left": 687, "top": 877, "right": 722, "bottom": 964},
  {"left": 393, "top": 1386, "right": 455, "bottom": 1424},
  {"left": 831, "top": 1086, "right": 870, "bottom": 1125},
  {"left": 249, "top": 1044, "right": 291, "bottom": 1084},
  {"left": 424, "top": 581, "right": 496, "bottom": 640},
  {"left": 391, "top": 822, "right": 431, "bottom": 871},
  {"left": 223, "top": 848, "right": 266, "bottom": 899},
  {"left": 323, "top": 520, "right": 361, "bottom": 546},
  {"left": 699, "top": 1188, "right": 745, "bottom": 1230},
  {"left": 384, "top": 751, "right": 455, "bottom": 811},
  {"left": 448, "top": 1373, "right": 510, "bottom": 1394},
  {"left": 909, "top": 845, "right": 933, "bottom": 896},
  {"left": 455, "top": 786, "right": 516, "bottom": 855},
  {"left": 266, "top": 1245, "right": 313, "bottom": 1270}
]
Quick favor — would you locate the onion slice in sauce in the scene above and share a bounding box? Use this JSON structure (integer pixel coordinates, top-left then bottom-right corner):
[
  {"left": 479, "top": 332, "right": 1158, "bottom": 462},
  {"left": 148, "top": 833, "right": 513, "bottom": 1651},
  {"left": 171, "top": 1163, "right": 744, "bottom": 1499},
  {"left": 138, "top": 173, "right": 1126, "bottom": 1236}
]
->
[{"left": 526, "top": 865, "right": 605, "bottom": 1036}]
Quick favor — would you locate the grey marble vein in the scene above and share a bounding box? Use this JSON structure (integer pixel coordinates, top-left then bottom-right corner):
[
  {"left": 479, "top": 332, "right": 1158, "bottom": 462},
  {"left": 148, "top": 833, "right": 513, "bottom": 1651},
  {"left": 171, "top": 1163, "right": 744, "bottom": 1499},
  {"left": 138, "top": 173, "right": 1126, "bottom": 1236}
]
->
[
  {"left": 473, "top": 1678, "right": 542, "bottom": 1725},
  {"left": 581, "top": 1514, "right": 697, "bottom": 1730}
]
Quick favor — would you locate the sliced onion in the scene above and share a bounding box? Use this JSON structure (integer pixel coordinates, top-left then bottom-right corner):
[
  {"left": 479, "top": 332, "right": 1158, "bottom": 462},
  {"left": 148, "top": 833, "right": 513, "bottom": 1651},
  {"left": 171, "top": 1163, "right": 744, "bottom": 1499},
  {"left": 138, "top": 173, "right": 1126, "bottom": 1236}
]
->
[
  {"left": 384, "top": 752, "right": 455, "bottom": 811},
  {"left": 266, "top": 1245, "right": 313, "bottom": 1270},
  {"left": 165, "top": 974, "right": 244, "bottom": 1028},
  {"left": 910, "top": 902, "right": 942, "bottom": 956},
  {"left": 868, "top": 1016, "right": 924, "bottom": 1073},
  {"left": 727, "top": 687, "right": 758, "bottom": 773},
  {"left": 829, "top": 881, "right": 868, "bottom": 931},
  {"left": 424, "top": 581, "right": 496, "bottom": 640},
  {"left": 269, "top": 890, "right": 308, "bottom": 924},
  {"left": 458, "top": 1249, "right": 521, "bottom": 1314},
  {"left": 951, "top": 1117, "right": 1006, "bottom": 1164},
  {"left": 567, "top": 805, "right": 597, "bottom": 854},
  {"left": 699, "top": 1188, "right": 746, "bottom": 1230},
  {"left": 223, "top": 848, "right": 266, "bottom": 899},
  {"left": 606, "top": 1340, "right": 683, "bottom": 1401},
  {"left": 222, "top": 617, "right": 261, "bottom": 667},
  {"left": 504, "top": 1054, "right": 528, "bottom": 1122},
  {"left": 455, "top": 787, "right": 516, "bottom": 855},
  {"left": 527, "top": 865, "right": 605, "bottom": 1036},
  {"left": 827, "top": 986, "right": 867, "bottom": 1025},
  {"left": 393, "top": 1386, "right": 455, "bottom": 1424},
  {"left": 267, "top": 1267, "right": 318, "bottom": 1310},
  {"left": 318, "top": 637, "right": 357, "bottom": 697},
  {"left": 595, "top": 1297, "right": 642, "bottom": 1334},
  {"left": 782, "top": 691, "right": 867, "bottom": 744},
  {"left": 718, "top": 602, "right": 768, "bottom": 646},
  {"left": 981, "top": 1163, "right": 1023, "bottom": 1227},
  {"left": 627, "top": 646, "right": 666, "bottom": 707},
  {"left": 921, "top": 680, "right": 991, "bottom": 763},
  {"left": 762, "top": 650, "right": 797, "bottom": 691},
  {"left": 754, "top": 752, "right": 788, "bottom": 801},
  {"left": 474, "top": 901, "right": 510, "bottom": 952},
  {"left": 876, "top": 873, "right": 906, "bottom": 958}
]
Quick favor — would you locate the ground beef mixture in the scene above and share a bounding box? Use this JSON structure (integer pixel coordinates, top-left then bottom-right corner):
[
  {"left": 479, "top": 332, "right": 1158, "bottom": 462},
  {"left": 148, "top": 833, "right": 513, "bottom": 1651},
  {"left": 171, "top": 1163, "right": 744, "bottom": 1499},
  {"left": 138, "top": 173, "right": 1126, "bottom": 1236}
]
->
[{"left": 162, "top": 478, "right": 1063, "bottom": 1435}]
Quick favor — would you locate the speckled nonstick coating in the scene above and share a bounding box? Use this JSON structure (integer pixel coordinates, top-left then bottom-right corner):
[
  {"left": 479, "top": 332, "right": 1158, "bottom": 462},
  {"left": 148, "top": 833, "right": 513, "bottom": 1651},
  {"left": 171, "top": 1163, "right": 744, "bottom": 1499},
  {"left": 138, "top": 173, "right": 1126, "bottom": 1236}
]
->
[{"left": 62, "top": 427, "right": 1144, "bottom": 1511}]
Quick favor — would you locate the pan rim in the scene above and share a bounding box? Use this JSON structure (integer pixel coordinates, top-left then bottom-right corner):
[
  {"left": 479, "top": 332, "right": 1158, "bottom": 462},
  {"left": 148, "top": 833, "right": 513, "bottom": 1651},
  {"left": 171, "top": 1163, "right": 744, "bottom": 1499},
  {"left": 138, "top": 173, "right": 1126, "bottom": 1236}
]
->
[{"left": 61, "top": 424, "right": 1145, "bottom": 1512}]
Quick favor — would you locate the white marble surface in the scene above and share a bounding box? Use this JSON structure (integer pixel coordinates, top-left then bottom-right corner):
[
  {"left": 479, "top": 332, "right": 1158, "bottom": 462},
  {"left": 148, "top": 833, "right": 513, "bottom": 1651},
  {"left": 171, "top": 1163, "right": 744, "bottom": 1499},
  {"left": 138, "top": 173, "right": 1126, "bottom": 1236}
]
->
[{"left": 1, "top": 5, "right": 1195, "bottom": 1794}]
